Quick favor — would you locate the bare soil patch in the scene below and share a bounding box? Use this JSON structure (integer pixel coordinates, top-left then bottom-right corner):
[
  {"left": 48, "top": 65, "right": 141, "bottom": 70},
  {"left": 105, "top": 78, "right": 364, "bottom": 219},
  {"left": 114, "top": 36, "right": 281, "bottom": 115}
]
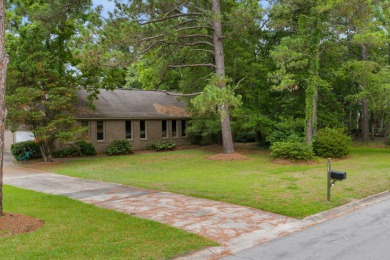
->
[
  {"left": 208, "top": 153, "right": 249, "bottom": 161},
  {"left": 0, "top": 213, "right": 44, "bottom": 238},
  {"left": 272, "top": 158, "right": 322, "bottom": 165}
]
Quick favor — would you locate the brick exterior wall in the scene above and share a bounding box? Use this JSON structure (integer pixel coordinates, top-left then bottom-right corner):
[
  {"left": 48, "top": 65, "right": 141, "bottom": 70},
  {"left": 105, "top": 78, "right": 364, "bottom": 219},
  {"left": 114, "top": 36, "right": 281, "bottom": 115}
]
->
[{"left": 84, "top": 119, "right": 191, "bottom": 152}]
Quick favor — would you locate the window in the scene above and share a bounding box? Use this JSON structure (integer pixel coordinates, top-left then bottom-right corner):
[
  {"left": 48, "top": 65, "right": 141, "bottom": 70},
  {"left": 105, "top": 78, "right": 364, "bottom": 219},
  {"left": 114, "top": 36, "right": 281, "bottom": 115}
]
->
[
  {"left": 140, "top": 120, "right": 147, "bottom": 139},
  {"left": 181, "top": 120, "right": 188, "bottom": 137},
  {"left": 125, "top": 121, "right": 132, "bottom": 140},
  {"left": 172, "top": 120, "right": 178, "bottom": 138},
  {"left": 162, "top": 120, "right": 168, "bottom": 138},
  {"left": 81, "top": 121, "right": 90, "bottom": 140},
  {"left": 96, "top": 121, "right": 104, "bottom": 141}
]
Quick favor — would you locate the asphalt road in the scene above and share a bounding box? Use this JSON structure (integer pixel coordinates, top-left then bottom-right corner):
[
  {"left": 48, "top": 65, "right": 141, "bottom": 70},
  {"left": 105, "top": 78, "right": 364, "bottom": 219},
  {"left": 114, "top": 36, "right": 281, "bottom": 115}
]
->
[{"left": 223, "top": 195, "right": 390, "bottom": 260}]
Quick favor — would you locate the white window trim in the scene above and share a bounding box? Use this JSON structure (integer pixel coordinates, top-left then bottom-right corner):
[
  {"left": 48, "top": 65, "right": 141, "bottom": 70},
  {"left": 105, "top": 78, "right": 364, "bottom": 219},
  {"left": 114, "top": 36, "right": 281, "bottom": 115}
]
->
[
  {"left": 125, "top": 120, "right": 133, "bottom": 140},
  {"left": 140, "top": 120, "right": 148, "bottom": 140}
]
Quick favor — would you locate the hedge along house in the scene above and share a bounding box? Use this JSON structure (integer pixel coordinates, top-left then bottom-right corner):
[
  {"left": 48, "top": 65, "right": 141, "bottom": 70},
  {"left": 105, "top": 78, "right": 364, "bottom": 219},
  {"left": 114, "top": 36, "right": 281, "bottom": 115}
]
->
[{"left": 75, "top": 89, "right": 192, "bottom": 152}]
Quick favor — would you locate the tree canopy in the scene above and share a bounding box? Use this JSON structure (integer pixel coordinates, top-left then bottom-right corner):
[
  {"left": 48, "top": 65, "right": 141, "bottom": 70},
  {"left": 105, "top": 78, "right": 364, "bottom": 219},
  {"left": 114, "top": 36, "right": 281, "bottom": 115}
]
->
[{"left": 3, "top": 0, "right": 390, "bottom": 161}]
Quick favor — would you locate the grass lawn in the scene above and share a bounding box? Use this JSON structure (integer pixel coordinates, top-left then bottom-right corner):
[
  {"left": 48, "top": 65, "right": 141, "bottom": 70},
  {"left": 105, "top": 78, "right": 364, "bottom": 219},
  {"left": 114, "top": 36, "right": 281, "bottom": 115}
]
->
[
  {"left": 1, "top": 185, "right": 216, "bottom": 259},
  {"left": 29, "top": 145, "right": 390, "bottom": 219}
]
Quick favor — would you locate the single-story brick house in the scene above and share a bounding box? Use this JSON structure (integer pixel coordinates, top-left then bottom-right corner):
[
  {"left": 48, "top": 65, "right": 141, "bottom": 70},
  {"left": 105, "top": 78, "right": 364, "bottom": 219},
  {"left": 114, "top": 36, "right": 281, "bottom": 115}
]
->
[
  {"left": 5, "top": 89, "right": 192, "bottom": 153},
  {"left": 75, "top": 89, "right": 192, "bottom": 152}
]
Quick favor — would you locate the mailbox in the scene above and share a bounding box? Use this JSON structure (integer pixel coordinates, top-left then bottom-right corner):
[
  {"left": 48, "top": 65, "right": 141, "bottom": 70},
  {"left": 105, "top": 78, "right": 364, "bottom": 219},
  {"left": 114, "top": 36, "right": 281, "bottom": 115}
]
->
[{"left": 330, "top": 170, "right": 346, "bottom": 180}]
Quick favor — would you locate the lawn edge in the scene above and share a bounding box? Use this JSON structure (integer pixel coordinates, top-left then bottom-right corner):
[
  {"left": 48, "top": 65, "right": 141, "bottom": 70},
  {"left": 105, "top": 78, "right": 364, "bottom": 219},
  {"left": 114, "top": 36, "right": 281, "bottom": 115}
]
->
[{"left": 302, "top": 189, "right": 390, "bottom": 224}]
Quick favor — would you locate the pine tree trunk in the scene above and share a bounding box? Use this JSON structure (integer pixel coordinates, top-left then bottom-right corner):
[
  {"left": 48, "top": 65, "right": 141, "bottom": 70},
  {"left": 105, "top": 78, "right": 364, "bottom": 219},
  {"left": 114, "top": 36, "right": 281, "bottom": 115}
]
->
[
  {"left": 306, "top": 86, "right": 317, "bottom": 144},
  {"left": 362, "top": 44, "right": 369, "bottom": 142},
  {"left": 40, "top": 142, "right": 54, "bottom": 162},
  {"left": 362, "top": 97, "right": 369, "bottom": 142},
  {"left": 212, "top": 0, "right": 235, "bottom": 154},
  {"left": 0, "top": 0, "right": 8, "bottom": 216}
]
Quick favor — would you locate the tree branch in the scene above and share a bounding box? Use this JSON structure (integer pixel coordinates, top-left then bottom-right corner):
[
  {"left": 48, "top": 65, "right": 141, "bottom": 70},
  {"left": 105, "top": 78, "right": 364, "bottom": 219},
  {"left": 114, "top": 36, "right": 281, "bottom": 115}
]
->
[
  {"left": 139, "top": 13, "right": 203, "bottom": 25},
  {"left": 193, "top": 48, "right": 215, "bottom": 54},
  {"left": 232, "top": 77, "right": 247, "bottom": 92},
  {"left": 174, "top": 24, "right": 213, "bottom": 31},
  {"left": 179, "top": 34, "right": 213, "bottom": 40},
  {"left": 167, "top": 41, "right": 214, "bottom": 47},
  {"left": 168, "top": 63, "right": 216, "bottom": 68},
  {"left": 138, "top": 40, "right": 166, "bottom": 55},
  {"left": 260, "top": 17, "right": 270, "bottom": 30},
  {"left": 173, "top": 19, "right": 207, "bottom": 29},
  {"left": 161, "top": 90, "right": 202, "bottom": 97},
  {"left": 138, "top": 32, "right": 170, "bottom": 42}
]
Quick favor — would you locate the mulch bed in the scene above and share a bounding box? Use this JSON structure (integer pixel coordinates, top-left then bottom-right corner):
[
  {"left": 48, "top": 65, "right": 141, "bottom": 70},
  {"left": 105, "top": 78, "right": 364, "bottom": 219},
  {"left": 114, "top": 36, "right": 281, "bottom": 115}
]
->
[
  {"left": 207, "top": 153, "right": 249, "bottom": 161},
  {"left": 0, "top": 213, "right": 44, "bottom": 238}
]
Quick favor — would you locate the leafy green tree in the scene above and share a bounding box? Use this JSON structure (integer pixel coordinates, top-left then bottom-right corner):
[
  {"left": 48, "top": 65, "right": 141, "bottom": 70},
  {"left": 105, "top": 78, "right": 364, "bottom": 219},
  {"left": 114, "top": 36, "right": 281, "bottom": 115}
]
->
[
  {"left": 331, "top": 0, "right": 390, "bottom": 142},
  {"left": 6, "top": 0, "right": 92, "bottom": 161},
  {"left": 269, "top": 0, "right": 332, "bottom": 143}
]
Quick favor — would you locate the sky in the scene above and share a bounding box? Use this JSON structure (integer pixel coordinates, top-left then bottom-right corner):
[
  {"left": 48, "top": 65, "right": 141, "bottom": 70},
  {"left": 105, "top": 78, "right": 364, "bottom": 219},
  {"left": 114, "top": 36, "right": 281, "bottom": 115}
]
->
[
  {"left": 92, "top": 0, "right": 116, "bottom": 16},
  {"left": 92, "top": 1, "right": 271, "bottom": 16}
]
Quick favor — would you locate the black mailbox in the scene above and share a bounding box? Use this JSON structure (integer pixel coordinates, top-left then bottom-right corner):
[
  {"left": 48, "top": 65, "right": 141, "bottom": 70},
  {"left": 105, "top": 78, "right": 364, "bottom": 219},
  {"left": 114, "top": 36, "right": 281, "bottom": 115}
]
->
[{"left": 330, "top": 170, "right": 346, "bottom": 180}]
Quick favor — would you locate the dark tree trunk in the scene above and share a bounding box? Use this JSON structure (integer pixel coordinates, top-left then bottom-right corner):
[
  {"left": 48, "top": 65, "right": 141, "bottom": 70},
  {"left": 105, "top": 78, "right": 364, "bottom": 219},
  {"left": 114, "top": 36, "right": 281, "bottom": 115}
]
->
[
  {"left": 307, "top": 86, "right": 318, "bottom": 144},
  {"left": 255, "top": 131, "right": 262, "bottom": 143},
  {"left": 212, "top": 0, "right": 235, "bottom": 154},
  {"left": 306, "top": 117, "right": 312, "bottom": 144},
  {"left": 362, "top": 44, "right": 370, "bottom": 142},
  {"left": 0, "top": 0, "right": 8, "bottom": 216},
  {"left": 40, "top": 142, "right": 54, "bottom": 162},
  {"left": 362, "top": 100, "right": 370, "bottom": 142},
  {"left": 370, "top": 112, "right": 375, "bottom": 141},
  {"left": 312, "top": 88, "right": 318, "bottom": 136}
]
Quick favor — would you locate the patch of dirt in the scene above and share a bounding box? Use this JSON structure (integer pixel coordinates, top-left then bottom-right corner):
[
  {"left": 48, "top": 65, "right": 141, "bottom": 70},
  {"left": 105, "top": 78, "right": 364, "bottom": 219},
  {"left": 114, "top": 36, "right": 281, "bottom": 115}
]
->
[
  {"left": 272, "top": 159, "right": 322, "bottom": 165},
  {"left": 208, "top": 153, "right": 249, "bottom": 161},
  {"left": 0, "top": 213, "right": 44, "bottom": 238},
  {"left": 200, "top": 143, "right": 266, "bottom": 154}
]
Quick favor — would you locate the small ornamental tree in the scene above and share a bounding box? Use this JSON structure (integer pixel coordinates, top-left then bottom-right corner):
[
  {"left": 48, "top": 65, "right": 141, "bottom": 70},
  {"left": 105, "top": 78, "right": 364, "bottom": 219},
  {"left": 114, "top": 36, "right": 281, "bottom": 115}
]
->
[{"left": 6, "top": 1, "right": 92, "bottom": 161}]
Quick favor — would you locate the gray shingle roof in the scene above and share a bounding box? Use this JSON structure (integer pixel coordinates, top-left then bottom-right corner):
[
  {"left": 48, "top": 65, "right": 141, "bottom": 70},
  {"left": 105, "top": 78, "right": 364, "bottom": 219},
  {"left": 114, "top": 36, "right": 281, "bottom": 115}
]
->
[{"left": 75, "top": 89, "right": 190, "bottom": 120}]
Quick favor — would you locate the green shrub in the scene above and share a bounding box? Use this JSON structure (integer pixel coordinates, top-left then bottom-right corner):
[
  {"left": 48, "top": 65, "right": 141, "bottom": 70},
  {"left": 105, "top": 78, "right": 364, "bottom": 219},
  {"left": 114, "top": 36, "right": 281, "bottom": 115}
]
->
[
  {"left": 52, "top": 140, "right": 96, "bottom": 158},
  {"left": 75, "top": 140, "right": 97, "bottom": 156},
  {"left": 385, "top": 135, "right": 390, "bottom": 146},
  {"left": 145, "top": 140, "right": 176, "bottom": 151},
  {"left": 313, "top": 128, "right": 351, "bottom": 158},
  {"left": 270, "top": 140, "right": 314, "bottom": 161},
  {"left": 266, "top": 118, "right": 305, "bottom": 144},
  {"left": 106, "top": 140, "right": 133, "bottom": 156},
  {"left": 190, "top": 134, "right": 203, "bottom": 145},
  {"left": 52, "top": 146, "right": 81, "bottom": 158},
  {"left": 11, "top": 141, "right": 42, "bottom": 160},
  {"left": 234, "top": 131, "right": 255, "bottom": 143}
]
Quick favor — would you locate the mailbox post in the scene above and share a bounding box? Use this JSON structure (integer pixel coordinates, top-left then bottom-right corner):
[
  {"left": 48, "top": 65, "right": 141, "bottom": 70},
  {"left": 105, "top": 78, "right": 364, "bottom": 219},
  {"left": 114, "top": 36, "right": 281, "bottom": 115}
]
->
[
  {"left": 327, "top": 158, "right": 331, "bottom": 202},
  {"left": 327, "top": 158, "right": 347, "bottom": 202}
]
